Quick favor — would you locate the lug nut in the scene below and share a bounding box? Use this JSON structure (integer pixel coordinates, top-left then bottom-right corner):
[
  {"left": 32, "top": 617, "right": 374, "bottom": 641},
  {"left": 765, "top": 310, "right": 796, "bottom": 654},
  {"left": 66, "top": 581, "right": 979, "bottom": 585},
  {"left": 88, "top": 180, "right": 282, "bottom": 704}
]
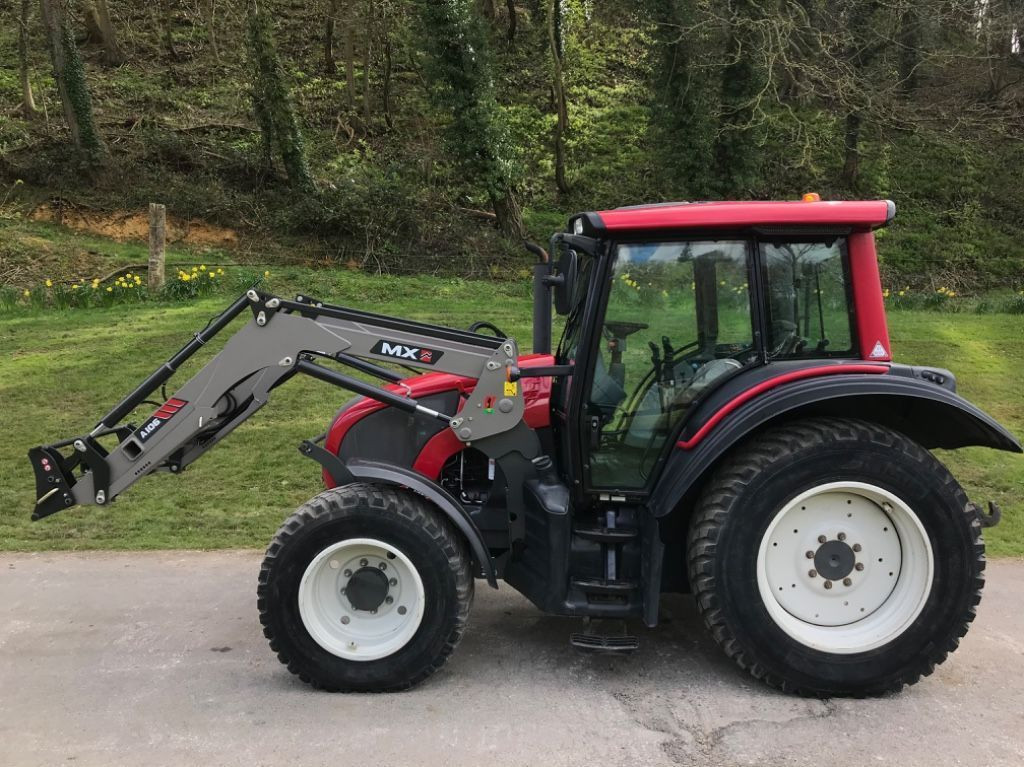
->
[
  {"left": 824, "top": 580, "right": 833, "bottom": 590},
  {"left": 343, "top": 569, "right": 352, "bottom": 577},
  {"left": 818, "top": 535, "right": 827, "bottom": 544},
  {"left": 805, "top": 551, "right": 815, "bottom": 559},
  {"left": 843, "top": 577, "right": 852, "bottom": 586},
  {"left": 385, "top": 596, "right": 394, "bottom": 604},
  {"left": 808, "top": 569, "right": 817, "bottom": 578},
  {"left": 389, "top": 577, "right": 397, "bottom": 586},
  {"left": 340, "top": 616, "right": 350, "bottom": 625},
  {"left": 852, "top": 543, "right": 862, "bottom": 552},
  {"left": 837, "top": 532, "right": 847, "bottom": 541},
  {"left": 360, "top": 558, "right": 368, "bottom": 567},
  {"left": 397, "top": 606, "right": 407, "bottom": 615},
  {"left": 855, "top": 563, "right": 865, "bottom": 571},
  {"left": 379, "top": 562, "right": 387, "bottom": 571}
]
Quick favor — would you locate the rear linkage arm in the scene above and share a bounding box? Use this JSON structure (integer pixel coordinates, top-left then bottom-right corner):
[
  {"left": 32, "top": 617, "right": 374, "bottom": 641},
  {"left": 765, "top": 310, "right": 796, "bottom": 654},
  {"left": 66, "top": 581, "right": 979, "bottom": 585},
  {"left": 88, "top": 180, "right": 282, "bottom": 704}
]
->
[{"left": 29, "top": 289, "right": 540, "bottom": 521}]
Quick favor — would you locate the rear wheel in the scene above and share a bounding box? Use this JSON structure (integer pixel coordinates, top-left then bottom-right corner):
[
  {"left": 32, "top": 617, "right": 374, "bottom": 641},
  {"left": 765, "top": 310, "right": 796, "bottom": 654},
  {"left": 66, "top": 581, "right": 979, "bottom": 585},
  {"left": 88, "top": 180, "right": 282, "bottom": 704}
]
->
[
  {"left": 687, "top": 418, "right": 985, "bottom": 697},
  {"left": 258, "top": 484, "right": 474, "bottom": 692}
]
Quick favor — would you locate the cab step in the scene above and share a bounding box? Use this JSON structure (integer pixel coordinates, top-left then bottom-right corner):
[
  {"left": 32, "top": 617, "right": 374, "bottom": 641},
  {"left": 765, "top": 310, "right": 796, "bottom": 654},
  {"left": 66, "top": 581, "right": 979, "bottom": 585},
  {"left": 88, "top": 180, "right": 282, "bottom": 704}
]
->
[
  {"left": 573, "top": 524, "right": 638, "bottom": 543},
  {"left": 569, "top": 632, "right": 639, "bottom": 654},
  {"left": 571, "top": 577, "right": 638, "bottom": 595}
]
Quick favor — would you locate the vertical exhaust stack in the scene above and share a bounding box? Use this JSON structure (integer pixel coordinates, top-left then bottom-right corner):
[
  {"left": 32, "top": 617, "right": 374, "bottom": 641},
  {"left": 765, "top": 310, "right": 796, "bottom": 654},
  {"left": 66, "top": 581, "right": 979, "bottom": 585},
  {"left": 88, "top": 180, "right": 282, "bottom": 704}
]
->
[{"left": 525, "top": 241, "right": 552, "bottom": 355}]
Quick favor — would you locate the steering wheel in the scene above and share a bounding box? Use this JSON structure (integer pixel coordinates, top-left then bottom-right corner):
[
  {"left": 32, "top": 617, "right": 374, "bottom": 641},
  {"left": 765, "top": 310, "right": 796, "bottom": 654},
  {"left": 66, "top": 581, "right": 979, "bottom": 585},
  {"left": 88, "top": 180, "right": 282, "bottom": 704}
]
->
[{"left": 468, "top": 320, "right": 507, "bottom": 338}]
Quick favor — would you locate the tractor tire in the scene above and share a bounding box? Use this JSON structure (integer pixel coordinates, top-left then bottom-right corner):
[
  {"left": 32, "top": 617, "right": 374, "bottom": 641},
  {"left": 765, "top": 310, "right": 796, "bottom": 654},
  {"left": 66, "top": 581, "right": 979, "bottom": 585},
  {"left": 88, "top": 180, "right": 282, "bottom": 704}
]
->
[
  {"left": 687, "top": 417, "right": 985, "bottom": 697},
  {"left": 258, "top": 483, "right": 474, "bottom": 692}
]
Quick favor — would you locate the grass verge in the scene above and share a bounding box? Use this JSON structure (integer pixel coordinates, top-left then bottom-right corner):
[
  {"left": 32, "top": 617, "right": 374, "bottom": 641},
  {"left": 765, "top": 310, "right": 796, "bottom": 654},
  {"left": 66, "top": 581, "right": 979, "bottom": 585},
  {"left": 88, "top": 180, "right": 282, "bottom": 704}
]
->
[{"left": 0, "top": 274, "right": 1021, "bottom": 555}]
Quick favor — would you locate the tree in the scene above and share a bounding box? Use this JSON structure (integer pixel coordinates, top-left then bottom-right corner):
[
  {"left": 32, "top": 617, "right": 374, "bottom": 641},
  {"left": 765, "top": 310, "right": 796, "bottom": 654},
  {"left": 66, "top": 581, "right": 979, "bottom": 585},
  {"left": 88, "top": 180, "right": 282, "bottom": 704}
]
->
[
  {"left": 19, "top": 0, "right": 38, "bottom": 120},
  {"left": 649, "top": 0, "right": 718, "bottom": 198},
  {"left": 415, "top": 0, "right": 523, "bottom": 237},
  {"left": 247, "top": 3, "right": 314, "bottom": 188},
  {"left": 548, "top": 0, "right": 569, "bottom": 194},
  {"left": 39, "top": 0, "right": 104, "bottom": 160},
  {"left": 82, "top": 0, "right": 125, "bottom": 65},
  {"left": 324, "top": 0, "right": 339, "bottom": 75},
  {"left": 713, "top": 0, "right": 768, "bottom": 195}
]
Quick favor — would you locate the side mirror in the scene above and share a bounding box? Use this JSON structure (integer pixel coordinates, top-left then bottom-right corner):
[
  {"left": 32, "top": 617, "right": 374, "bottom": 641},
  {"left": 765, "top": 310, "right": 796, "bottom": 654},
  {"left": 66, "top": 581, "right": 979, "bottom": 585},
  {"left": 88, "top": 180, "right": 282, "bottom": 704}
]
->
[{"left": 552, "top": 248, "right": 578, "bottom": 315}]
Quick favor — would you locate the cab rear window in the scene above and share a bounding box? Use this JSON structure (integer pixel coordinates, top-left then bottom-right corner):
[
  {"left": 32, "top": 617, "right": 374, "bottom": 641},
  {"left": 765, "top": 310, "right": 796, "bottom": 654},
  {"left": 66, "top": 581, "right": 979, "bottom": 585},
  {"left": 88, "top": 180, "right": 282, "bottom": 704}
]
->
[{"left": 760, "top": 238, "right": 854, "bottom": 359}]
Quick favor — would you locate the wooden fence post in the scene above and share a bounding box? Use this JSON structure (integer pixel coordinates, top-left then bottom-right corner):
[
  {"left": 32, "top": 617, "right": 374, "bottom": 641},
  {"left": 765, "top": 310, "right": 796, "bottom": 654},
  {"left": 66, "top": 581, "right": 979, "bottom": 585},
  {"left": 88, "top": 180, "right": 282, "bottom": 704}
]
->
[{"left": 148, "top": 203, "right": 166, "bottom": 292}]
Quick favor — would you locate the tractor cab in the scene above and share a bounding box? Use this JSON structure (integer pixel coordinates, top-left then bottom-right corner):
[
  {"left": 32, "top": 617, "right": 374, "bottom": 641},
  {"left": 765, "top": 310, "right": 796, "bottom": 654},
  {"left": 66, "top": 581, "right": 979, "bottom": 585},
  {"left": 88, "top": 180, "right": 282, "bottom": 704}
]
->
[{"left": 548, "top": 202, "right": 872, "bottom": 497}]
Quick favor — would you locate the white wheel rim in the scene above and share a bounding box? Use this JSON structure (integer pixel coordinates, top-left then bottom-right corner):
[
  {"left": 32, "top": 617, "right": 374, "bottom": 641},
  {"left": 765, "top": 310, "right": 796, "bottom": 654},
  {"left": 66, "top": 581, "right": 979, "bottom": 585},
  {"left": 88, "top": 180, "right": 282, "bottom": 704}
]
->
[
  {"left": 756, "top": 481, "right": 933, "bottom": 654},
  {"left": 298, "top": 538, "right": 425, "bottom": 662}
]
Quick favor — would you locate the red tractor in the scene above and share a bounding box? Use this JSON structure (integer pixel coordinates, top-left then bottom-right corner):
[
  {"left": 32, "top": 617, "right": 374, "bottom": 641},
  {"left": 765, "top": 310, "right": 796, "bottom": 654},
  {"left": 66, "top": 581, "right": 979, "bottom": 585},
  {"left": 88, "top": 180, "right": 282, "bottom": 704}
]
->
[{"left": 30, "top": 198, "right": 1020, "bottom": 697}]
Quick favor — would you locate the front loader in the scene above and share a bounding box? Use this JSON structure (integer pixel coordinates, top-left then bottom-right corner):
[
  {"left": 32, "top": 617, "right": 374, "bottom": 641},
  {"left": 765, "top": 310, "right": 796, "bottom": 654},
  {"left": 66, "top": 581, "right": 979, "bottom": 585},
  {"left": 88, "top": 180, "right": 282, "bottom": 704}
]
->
[{"left": 30, "top": 198, "right": 1021, "bottom": 696}]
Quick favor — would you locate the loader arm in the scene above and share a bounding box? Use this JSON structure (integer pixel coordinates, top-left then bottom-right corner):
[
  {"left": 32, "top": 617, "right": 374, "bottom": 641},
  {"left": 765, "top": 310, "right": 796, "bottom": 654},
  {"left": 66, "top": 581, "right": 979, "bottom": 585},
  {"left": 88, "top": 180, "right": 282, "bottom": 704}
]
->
[{"left": 29, "top": 289, "right": 545, "bottom": 521}]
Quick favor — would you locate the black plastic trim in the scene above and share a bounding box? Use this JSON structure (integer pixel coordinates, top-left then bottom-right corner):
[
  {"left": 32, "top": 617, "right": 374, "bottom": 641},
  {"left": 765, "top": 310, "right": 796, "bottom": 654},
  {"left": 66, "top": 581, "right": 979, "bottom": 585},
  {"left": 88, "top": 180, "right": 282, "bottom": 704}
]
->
[{"left": 649, "top": 371, "right": 1022, "bottom": 518}]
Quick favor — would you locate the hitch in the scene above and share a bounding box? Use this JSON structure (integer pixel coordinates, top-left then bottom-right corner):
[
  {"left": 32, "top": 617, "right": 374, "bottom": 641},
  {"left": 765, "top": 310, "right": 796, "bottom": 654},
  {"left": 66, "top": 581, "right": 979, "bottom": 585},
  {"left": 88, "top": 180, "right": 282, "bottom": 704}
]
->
[{"left": 970, "top": 501, "right": 1002, "bottom": 529}]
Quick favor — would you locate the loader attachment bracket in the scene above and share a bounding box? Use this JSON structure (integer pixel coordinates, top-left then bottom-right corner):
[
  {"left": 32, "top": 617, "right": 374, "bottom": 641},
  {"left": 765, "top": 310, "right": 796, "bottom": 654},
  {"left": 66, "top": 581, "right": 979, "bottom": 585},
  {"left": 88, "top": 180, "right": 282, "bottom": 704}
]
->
[{"left": 29, "top": 425, "right": 134, "bottom": 520}]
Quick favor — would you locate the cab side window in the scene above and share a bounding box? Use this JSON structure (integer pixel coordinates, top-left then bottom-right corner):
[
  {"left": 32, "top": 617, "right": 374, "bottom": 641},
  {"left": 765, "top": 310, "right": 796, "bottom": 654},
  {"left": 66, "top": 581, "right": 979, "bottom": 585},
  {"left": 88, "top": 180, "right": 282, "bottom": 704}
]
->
[{"left": 761, "top": 239, "right": 854, "bottom": 359}]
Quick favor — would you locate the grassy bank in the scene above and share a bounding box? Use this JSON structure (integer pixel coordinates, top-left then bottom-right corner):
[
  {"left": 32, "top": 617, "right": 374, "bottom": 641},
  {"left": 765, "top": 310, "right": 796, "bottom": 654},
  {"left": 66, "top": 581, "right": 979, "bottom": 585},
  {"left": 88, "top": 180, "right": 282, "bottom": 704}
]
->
[{"left": 0, "top": 273, "right": 1021, "bottom": 555}]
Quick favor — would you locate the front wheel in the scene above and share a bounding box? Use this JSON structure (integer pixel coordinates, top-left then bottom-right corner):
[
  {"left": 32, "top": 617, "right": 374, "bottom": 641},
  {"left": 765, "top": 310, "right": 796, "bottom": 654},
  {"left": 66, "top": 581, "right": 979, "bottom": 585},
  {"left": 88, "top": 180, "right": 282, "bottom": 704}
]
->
[
  {"left": 258, "top": 484, "right": 474, "bottom": 692},
  {"left": 687, "top": 418, "right": 985, "bottom": 697}
]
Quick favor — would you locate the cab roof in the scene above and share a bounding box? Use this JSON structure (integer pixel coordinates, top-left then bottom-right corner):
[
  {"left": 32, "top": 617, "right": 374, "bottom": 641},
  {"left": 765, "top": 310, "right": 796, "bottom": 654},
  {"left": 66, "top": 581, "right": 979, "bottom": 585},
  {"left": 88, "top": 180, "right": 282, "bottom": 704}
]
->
[{"left": 580, "top": 199, "right": 895, "bottom": 234}]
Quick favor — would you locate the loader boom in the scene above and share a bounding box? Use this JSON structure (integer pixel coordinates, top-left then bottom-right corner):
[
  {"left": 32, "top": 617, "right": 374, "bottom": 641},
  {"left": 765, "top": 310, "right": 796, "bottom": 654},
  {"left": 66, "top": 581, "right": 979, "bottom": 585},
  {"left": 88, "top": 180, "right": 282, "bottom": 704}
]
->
[{"left": 29, "top": 289, "right": 544, "bottom": 521}]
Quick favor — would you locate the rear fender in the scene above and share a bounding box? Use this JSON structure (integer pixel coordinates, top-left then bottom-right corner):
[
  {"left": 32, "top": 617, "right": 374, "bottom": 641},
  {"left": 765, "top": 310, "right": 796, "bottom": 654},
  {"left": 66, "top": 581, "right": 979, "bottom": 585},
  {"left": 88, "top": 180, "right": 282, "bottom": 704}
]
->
[
  {"left": 649, "top": 369, "right": 1022, "bottom": 520},
  {"left": 344, "top": 458, "right": 498, "bottom": 588}
]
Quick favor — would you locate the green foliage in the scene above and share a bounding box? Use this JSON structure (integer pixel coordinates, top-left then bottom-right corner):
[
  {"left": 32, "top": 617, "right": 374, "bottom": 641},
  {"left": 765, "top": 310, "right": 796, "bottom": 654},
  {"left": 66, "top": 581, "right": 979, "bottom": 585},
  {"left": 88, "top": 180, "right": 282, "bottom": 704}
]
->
[
  {"left": 246, "top": 10, "right": 314, "bottom": 189},
  {"left": 413, "top": 0, "right": 521, "bottom": 225},
  {"left": 59, "top": 13, "right": 103, "bottom": 160}
]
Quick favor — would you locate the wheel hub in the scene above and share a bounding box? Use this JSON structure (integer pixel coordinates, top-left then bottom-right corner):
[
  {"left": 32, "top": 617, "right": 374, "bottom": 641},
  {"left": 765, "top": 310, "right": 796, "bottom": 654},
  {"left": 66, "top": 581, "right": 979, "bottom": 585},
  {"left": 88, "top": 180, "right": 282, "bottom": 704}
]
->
[
  {"left": 346, "top": 566, "right": 389, "bottom": 611},
  {"left": 298, "top": 538, "right": 425, "bottom": 662},
  {"left": 813, "top": 539, "right": 856, "bottom": 581},
  {"left": 756, "top": 482, "right": 934, "bottom": 654}
]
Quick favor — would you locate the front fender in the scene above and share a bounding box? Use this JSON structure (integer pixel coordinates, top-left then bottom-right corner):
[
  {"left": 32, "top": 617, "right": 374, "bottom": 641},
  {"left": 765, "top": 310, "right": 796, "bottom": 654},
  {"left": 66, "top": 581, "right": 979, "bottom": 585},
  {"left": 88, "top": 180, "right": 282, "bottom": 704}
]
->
[
  {"left": 649, "top": 370, "right": 1022, "bottom": 519},
  {"left": 345, "top": 458, "right": 498, "bottom": 588}
]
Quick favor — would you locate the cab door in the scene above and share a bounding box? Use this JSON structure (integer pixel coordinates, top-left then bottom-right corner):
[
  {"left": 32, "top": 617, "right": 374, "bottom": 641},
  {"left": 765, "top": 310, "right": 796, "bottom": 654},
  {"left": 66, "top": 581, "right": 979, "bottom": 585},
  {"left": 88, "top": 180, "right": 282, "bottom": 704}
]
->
[{"left": 577, "top": 238, "right": 761, "bottom": 494}]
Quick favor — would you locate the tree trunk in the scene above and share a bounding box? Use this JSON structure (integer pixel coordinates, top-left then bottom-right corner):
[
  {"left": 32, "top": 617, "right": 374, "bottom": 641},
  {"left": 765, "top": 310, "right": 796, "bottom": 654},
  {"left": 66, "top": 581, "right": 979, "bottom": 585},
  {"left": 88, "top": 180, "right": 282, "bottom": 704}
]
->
[
  {"left": 19, "top": 0, "right": 38, "bottom": 119},
  {"left": 160, "top": 0, "right": 179, "bottom": 59},
  {"left": 490, "top": 189, "right": 524, "bottom": 238},
  {"left": 362, "top": 0, "right": 373, "bottom": 126},
  {"left": 324, "top": 0, "right": 338, "bottom": 75},
  {"left": 506, "top": 0, "right": 517, "bottom": 43},
  {"left": 898, "top": 2, "right": 921, "bottom": 94},
  {"left": 203, "top": 0, "right": 220, "bottom": 61},
  {"left": 480, "top": 0, "right": 497, "bottom": 21},
  {"left": 548, "top": 0, "right": 570, "bottom": 194},
  {"left": 247, "top": 6, "right": 314, "bottom": 188},
  {"left": 344, "top": 26, "right": 356, "bottom": 110},
  {"left": 382, "top": 7, "right": 393, "bottom": 129},
  {"left": 39, "top": 0, "right": 104, "bottom": 159},
  {"left": 83, "top": 0, "right": 124, "bottom": 65},
  {"left": 841, "top": 111, "right": 862, "bottom": 188}
]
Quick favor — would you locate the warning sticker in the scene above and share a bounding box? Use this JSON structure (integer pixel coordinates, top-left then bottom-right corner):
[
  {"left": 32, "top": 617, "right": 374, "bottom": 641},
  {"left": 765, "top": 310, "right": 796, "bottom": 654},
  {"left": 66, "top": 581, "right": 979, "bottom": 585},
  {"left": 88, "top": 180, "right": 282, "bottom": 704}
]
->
[
  {"left": 869, "top": 340, "right": 889, "bottom": 359},
  {"left": 504, "top": 381, "right": 518, "bottom": 396}
]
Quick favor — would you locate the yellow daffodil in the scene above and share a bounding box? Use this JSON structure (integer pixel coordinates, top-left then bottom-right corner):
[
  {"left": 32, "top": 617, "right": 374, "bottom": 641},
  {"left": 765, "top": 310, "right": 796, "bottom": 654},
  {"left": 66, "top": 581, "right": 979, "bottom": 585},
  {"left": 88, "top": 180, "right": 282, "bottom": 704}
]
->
[
  {"left": 72, "top": 284, "right": 80, "bottom": 290},
  {"left": 216, "top": 268, "right": 224, "bottom": 275},
  {"left": 106, "top": 286, "right": 113, "bottom": 293},
  {"left": 264, "top": 270, "right": 270, "bottom": 278},
  {"left": 23, "top": 289, "right": 30, "bottom": 297},
  {"left": 45, "top": 279, "right": 53, "bottom": 287},
  {"left": 898, "top": 290, "right": 906, "bottom": 297}
]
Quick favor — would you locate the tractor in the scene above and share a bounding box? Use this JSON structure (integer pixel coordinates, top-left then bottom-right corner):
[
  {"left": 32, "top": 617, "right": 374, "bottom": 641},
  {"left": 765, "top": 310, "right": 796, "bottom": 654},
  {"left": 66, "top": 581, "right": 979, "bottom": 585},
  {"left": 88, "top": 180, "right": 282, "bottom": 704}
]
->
[{"left": 29, "top": 197, "right": 1020, "bottom": 696}]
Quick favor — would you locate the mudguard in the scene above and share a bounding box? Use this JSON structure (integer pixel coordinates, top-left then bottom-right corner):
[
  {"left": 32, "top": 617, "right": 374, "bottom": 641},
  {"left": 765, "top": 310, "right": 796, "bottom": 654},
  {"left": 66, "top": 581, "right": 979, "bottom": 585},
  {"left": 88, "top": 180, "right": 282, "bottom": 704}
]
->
[
  {"left": 648, "top": 366, "right": 1022, "bottom": 519},
  {"left": 344, "top": 458, "right": 498, "bottom": 588}
]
